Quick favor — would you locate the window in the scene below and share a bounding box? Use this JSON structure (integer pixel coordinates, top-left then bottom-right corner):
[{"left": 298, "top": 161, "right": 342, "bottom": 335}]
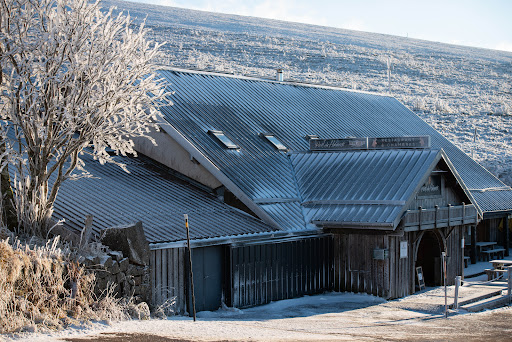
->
[
  {"left": 208, "top": 130, "right": 239, "bottom": 149},
  {"left": 261, "top": 134, "right": 287, "bottom": 151},
  {"left": 305, "top": 134, "right": 319, "bottom": 140}
]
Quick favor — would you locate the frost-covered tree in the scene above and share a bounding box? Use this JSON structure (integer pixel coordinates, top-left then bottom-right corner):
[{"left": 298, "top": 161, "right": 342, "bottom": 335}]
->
[{"left": 0, "top": 0, "right": 169, "bottom": 236}]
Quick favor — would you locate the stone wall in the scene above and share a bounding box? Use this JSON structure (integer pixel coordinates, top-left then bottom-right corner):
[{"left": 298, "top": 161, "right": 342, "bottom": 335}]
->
[
  {"left": 76, "top": 221, "right": 152, "bottom": 305},
  {"left": 81, "top": 250, "right": 151, "bottom": 303}
]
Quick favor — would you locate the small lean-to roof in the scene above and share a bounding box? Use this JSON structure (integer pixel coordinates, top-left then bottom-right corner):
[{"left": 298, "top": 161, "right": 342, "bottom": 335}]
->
[
  {"left": 52, "top": 153, "right": 276, "bottom": 244},
  {"left": 156, "top": 68, "right": 512, "bottom": 231},
  {"left": 290, "top": 149, "right": 446, "bottom": 229}
]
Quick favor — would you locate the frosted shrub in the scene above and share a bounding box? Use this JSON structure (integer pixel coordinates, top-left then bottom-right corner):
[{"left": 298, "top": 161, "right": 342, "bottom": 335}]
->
[
  {"left": 0, "top": 237, "right": 138, "bottom": 333},
  {"left": 434, "top": 98, "right": 452, "bottom": 114},
  {"left": 412, "top": 97, "right": 427, "bottom": 111}
]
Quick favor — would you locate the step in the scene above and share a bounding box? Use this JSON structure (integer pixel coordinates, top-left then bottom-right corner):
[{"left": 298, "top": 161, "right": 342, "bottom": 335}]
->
[
  {"left": 460, "top": 294, "right": 510, "bottom": 312},
  {"left": 449, "top": 288, "right": 503, "bottom": 309}
]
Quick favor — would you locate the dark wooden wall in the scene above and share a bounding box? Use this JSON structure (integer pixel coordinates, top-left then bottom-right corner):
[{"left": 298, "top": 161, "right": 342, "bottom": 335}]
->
[
  {"left": 150, "top": 247, "right": 187, "bottom": 314},
  {"left": 333, "top": 233, "right": 390, "bottom": 298},
  {"left": 229, "top": 236, "right": 333, "bottom": 308},
  {"left": 445, "top": 226, "right": 464, "bottom": 282},
  {"left": 332, "top": 227, "right": 464, "bottom": 299}
]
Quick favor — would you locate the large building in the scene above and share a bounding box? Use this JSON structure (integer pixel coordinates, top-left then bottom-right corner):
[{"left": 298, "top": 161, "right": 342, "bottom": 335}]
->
[{"left": 55, "top": 68, "right": 512, "bottom": 313}]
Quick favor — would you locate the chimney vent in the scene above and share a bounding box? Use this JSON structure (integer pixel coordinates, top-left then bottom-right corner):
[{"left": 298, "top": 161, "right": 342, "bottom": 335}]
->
[{"left": 276, "top": 69, "right": 283, "bottom": 82}]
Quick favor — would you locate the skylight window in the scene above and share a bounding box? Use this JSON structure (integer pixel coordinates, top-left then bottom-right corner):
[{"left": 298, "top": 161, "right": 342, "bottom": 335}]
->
[
  {"left": 262, "top": 134, "right": 287, "bottom": 151},
  {"left": 209, "top": 130, "right": 239, "bottom": 149},
  {"left": 305, "top": 134, "right": 319, "bottom": 140}
]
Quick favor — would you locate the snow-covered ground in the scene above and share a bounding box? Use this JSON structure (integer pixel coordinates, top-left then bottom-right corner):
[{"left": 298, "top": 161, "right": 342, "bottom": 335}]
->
[
  {"left": 5, "top": 255, "right": 512, "bottom": 342},
  {"left": 101, "top": 0, "right": 512, "bottom": 186}
]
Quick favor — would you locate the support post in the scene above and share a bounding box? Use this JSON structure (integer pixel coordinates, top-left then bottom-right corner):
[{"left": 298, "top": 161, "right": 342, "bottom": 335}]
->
[
  {"left": 508, "top": 267, "right": 512, "bottom": 306},
  {"left": 184, "top": 214, "right": 197, "bottom": 321},
  {"left": 443, "top": 252, "right": 448, "bottom": 318},
  {"left": 454, "top": 276, "right": 461, "bottom": 310},
  {"left": 471, "top": 225, "right": 477, "bottom": 264},
  {"left": 505, "top": 216, "right": 510, "bottom": 257},
  {"left": 461, "top": 235, "right": 465, "bottom": 282}
]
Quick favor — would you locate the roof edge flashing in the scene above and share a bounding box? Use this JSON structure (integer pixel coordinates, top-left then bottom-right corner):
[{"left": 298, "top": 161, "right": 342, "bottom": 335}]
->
[
  {"left": 313, "top": 220, "right": 396, "bottom": 230},
  {"left": 157, "top": 66, "right": 393, "bottom": 97}
]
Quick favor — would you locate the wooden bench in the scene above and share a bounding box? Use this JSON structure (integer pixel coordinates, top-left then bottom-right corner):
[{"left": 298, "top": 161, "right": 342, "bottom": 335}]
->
[
  {"left": 485, "top": 268, "right": 508, "bottom": 281},
  {"left": 481, "top": 248, "right": 506, "bottom": 261},
  {"left": 464, "top": 256, "right": 470, "bottom": 268}
]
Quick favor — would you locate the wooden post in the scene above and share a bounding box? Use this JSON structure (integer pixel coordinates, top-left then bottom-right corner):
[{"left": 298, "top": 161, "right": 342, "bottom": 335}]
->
[
  {"left": 508, "top": 267, "right": 512, "bottom": 306},
  {"left": 447, "top": 204, "right": 451, "bottom": 229},
  {"left": 471, "top": 225, "right": 477, "bottom": 264},
  {"left": 418, "top": 206, "right": 423, "bottom": 231},
  {"left": 443, "top": 252, "right": 447, "bottom": 318},
  {"left": 454, "top": 276, "right": 461, "bottom": 310},
  {"left": 505, "top": 216, "right": 510, "bottom": 257},
  {"left": 461, "top": 235, "right": 465, "bottom": 282},
  {"left": 184, "top": 214, "right": 197, "bottom": 321}
]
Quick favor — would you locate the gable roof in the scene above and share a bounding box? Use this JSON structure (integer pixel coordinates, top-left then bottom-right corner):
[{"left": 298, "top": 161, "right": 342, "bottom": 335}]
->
[
  {"left": 52, "top": 153, "right": 276, "bottom": 244},
  {"left": 155, "top": 68, "right": 512, "bottom": 230},
  {"left": 291, "top": 149, "right": 456, "bottom": 229}
]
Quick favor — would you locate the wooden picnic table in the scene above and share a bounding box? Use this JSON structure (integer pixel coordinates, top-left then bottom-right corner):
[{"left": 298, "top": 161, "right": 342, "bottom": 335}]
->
[
  {"left": 470, "top": 241, "right": 498, "bottom": 261},
  {"left": 485, "top": 259, "right": 512, "bottom": 280},
  {"left": 489, "top": 259, "right": 512, "bottom": 270}
]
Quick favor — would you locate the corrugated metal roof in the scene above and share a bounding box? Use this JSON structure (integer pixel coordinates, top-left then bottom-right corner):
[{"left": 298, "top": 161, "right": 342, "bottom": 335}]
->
[
  {"left": 290, "top": 149, "right": 442, "bottom": 228},
  {"left": 52, "top": 153, "right": 276, "bottom": 244},
  {"left": 156, "top": 68, "right": 512, "bottom": 230}
]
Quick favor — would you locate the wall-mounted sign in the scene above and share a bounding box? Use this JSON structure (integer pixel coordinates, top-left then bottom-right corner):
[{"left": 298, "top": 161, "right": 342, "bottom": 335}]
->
[
  {"left": 400, "top": 241, "right": 408, "bottom": 259},
  {"left": 372, "top": 248, "right": 389, "bottom": 260},
  {"left": 310, "top": 137, "right": 368, "bottom": 151},
  {"left": 368, "top": 136, "right": 430, "bottom": 149},
  {"left": 418, "top": 175, "right": 442, "bottom": 198},
  {"left": 309, "top": 136, "right": 430, "bottom": 151}
]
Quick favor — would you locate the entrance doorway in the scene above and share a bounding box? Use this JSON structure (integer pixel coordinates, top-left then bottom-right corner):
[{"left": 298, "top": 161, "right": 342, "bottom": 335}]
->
[{"left": 416, "top": 231, "right": 443, "bottom": 287}]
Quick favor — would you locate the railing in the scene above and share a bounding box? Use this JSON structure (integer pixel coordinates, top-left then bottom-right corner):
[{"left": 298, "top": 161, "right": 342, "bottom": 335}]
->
[{"left": 402, "top": 204, "right": 478, "bottom": 230}]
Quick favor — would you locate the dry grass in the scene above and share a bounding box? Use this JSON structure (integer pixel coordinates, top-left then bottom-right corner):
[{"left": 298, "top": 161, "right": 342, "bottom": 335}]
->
[{"left": 0, "top": 236, "right": 132, "bottom": 334}]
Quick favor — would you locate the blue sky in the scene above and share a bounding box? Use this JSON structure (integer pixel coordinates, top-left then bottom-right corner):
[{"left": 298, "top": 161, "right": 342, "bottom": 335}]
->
[{"left": 127, "top": 0, "right": 512, "bottom": 52}]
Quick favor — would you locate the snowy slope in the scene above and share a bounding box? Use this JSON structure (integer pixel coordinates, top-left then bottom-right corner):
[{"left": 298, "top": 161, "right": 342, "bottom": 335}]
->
[{"left": 102, "top": 0, "right": 512, "bottom": 185}]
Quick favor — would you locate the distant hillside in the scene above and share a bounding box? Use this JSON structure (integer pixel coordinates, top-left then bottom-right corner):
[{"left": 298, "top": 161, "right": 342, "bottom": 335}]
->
[{"left": 102, "top": 0, "right": 512, "bottom": 185}]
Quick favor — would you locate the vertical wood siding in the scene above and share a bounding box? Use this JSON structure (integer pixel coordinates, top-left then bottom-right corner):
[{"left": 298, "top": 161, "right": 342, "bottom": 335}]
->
[
  {"left": 150, "top": 247, "right": 187, "bottom": 314},
  {"left": 333, "top": 233, "right": 390, "bottom": 298},
  {"left": 230, "top": 236, "right": 333, "bottom": 308},
  {"left": 445, "top": 226, "right": 463, "bottom": 284}
]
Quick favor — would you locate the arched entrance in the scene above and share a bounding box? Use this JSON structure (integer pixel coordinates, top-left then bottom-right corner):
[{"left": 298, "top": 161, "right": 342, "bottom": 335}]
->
[{"left": 415, "top": 230, "right": 443, "bottom": 287}]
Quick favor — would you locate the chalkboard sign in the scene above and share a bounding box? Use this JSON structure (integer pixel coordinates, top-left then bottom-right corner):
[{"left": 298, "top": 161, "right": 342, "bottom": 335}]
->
[{"left": 416, "top": 266, "right": 425, "bottom": 290}]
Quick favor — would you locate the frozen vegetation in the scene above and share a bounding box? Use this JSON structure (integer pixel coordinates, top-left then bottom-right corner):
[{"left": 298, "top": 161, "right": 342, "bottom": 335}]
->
[{"left": 103, "top": 0, "right": 512, "bottom": 185}]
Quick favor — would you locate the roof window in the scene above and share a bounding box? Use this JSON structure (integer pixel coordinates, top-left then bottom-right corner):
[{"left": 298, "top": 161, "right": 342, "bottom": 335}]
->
[
  {"left": 208, "top": 130, "right": 239, "bottom": 149},
  {"left": 305, "top": 134, "right": 319, "bottom": 140},
  {"left": 261, "top": 134, "right": 287, "bottom": 151}
]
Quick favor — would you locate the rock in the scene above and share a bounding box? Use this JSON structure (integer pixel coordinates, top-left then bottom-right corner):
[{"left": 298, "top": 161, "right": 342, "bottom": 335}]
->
[
  {"left": 116, "top": 272, "right": 126, "bottom": 284},
  {"left": 100, "top": 222, "right": 150, "bottom": 266},
  {"left": 119, "top": 258, "right": 129, "bottom": 272},
  {"left": 122, "top": 280, "right": 132, "bottom": 294},
  {"left": 127, "top": 264, "right": 145, "bottom": 277},
  {"left": 100, "top": 255, "right": 113, "bottom": 269},
  {"left": 134, "top": 275, "right": 142, "bottom": 286},
  {"left": 109, "top": 261, "right": 120, "bottom": 275},
  {"left": 109, "top": 251, "right": 123, "bottom": 261}
]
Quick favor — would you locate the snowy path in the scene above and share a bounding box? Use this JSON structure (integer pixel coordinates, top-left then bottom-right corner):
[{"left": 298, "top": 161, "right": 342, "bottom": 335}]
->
[{"left": 6, "top": 291, "right": 512, "bottom": 342}]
